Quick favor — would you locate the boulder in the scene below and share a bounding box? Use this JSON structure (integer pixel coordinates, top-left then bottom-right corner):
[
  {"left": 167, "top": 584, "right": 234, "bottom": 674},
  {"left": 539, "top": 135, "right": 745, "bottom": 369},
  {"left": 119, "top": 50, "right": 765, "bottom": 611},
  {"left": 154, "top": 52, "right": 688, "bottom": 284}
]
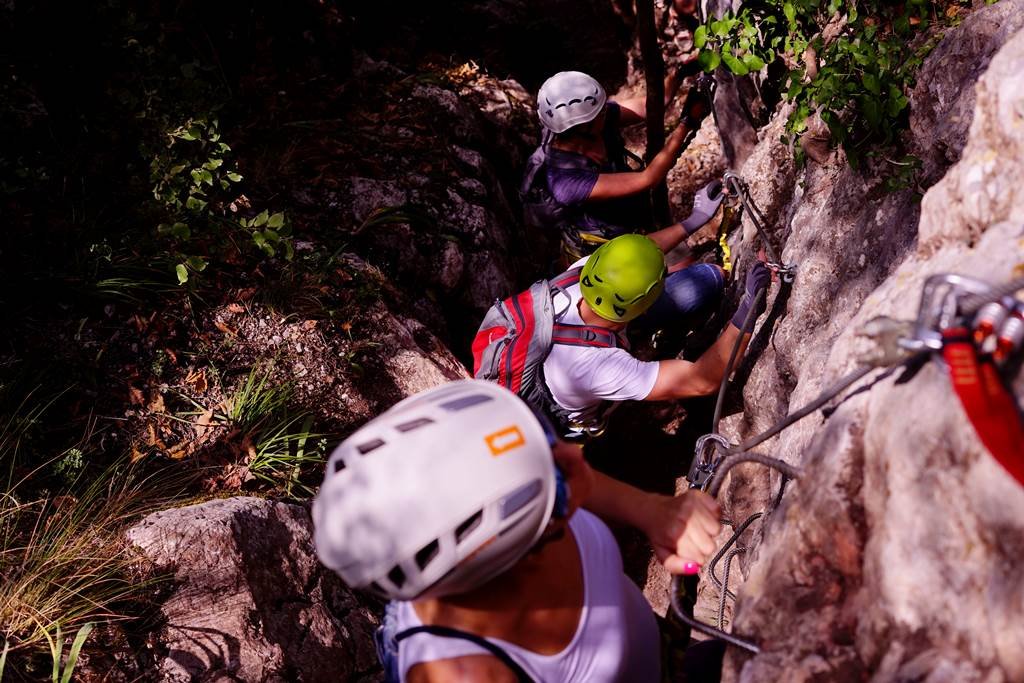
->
[{"left": 127, "top": 497, "right": 382, "bottom": 682}]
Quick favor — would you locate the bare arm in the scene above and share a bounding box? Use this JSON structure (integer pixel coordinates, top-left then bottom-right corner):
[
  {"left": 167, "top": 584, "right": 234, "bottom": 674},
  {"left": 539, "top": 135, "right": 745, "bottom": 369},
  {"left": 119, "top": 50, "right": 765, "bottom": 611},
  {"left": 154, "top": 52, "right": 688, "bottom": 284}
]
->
[
  {"left": 587, "top": 122, "right": 695, "bottom": 201},
  {"left": 645, "top": 222, "right": 688, "bottom": 253},
  {"left": 645, "top": 323, "right": 750, "bottom": 401},
  {"left": 585, "top": 471, "right": 722, "bottom": 571},
  {"left": 408, "top": 656, "right": 518, "bottom": 683}
]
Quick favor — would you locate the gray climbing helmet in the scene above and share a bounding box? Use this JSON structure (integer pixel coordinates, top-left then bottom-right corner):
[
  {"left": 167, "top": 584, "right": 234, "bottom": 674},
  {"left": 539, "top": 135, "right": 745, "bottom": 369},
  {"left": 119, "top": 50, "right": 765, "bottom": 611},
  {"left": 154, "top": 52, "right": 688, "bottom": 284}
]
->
[{"left": 537, "top": 71, "right": 607, "bottom": 134}]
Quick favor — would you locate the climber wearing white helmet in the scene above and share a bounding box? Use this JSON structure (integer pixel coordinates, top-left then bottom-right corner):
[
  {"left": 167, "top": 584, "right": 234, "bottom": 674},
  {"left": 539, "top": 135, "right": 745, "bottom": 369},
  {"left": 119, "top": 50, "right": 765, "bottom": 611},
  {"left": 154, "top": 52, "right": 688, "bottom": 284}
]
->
[{"left": 313, "top": 379, "right": 722, "bottom": 683}]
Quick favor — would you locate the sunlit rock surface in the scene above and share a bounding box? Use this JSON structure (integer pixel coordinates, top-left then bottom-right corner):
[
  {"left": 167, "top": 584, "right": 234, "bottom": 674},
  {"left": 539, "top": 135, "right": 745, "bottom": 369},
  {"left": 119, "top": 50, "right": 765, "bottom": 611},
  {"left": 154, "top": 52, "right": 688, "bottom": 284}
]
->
[{"left": 699, "top": 6, "right": 1024, "bottom": 681}]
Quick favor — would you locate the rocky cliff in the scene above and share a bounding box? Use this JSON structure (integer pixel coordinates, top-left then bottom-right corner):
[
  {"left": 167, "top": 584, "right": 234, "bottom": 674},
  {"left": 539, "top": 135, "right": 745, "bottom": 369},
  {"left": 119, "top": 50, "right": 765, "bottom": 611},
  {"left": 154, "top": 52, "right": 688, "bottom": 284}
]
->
[{"left": 700, "top": 3, "right": 1024, "bottom": 680}]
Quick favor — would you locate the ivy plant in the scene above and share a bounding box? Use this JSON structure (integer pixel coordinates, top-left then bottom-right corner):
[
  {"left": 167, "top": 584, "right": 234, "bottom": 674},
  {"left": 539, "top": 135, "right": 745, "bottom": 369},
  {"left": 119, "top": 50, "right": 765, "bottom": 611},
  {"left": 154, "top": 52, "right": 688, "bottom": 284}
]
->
[{"left": 695, "top": 0, "right": 960, "bottom": 167}]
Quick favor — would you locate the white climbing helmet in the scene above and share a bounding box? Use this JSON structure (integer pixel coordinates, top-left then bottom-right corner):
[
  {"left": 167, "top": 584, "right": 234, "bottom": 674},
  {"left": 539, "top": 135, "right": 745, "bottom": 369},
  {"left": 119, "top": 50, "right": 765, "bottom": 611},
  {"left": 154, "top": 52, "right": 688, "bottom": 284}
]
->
[
  {"left": 537, "top": 70, "right": 608, "bottom": 134},
  {"left": 312, "top": 379, "right": 560, "bottom": 601}
]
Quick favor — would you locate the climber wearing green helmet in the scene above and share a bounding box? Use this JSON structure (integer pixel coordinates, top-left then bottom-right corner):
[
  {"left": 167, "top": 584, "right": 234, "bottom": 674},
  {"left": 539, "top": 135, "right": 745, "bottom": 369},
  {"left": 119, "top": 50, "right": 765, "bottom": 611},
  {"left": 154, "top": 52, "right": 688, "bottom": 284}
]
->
[{"left": 545, "top": 233, "right": 771, "bottom": 432}]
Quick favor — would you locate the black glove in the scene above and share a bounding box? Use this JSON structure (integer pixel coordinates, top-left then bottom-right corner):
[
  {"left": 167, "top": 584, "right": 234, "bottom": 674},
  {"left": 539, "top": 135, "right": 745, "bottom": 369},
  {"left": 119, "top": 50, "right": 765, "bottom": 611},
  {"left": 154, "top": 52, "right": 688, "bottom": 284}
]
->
[{"left": 730, "top": 262, "right": 771, "bottom": 330}]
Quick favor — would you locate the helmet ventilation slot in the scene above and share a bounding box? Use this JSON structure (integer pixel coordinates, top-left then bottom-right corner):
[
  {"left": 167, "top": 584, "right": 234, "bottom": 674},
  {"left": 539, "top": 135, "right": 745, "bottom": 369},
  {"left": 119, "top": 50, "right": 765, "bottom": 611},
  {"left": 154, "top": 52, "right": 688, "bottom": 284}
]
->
[
  {"left": 388, "top": 565, "right": 406, "bottom": 588},
  {"left": 440, "top": 394, "right": 493, "bottom": 412},
  {"left": 356, "top": 439, "right": 385, "bottom": 455},
  {"left": 332, "top": 459, "right": 347, "bottom": 473},
  {"left": 396, "top": 417, "right": 434, "bottom": 432},
  {"left": 455, "top": 510, "right": 483, "bottom": 543},
  {"left": 415, "top": 539, "right": 440, "bottom": 570}
]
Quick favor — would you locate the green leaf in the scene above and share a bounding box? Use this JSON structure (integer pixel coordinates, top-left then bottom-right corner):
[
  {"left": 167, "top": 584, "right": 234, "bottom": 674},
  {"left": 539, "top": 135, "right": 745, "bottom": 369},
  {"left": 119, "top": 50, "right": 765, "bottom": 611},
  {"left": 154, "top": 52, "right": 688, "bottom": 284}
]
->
[
  {"left": 185, "top": 196, "right": 207, "bottom": 211},
  {"left": 203, "top": 158, "right": 224, "bottom": 170},
  {"left": 252, "top": 231, "right": 267, "bottom": 248},
  {"left": 711, "top": 19, "right": 728, "bottom": 37},
  {"left": 862, "top": 72, "right": 881, "bottom": 95},
  {"left": 157, "top": 222, "right": 172, "bottom": 235},
  {"left": 226, "top": 172, "right": 243, "bottom": 182},
  {"left": 200, "top": 169, "right": 213, "bottom": 185},
  {"left": 694, "top": 25, "right": 708, "bottom": 49},
  {"left": 253, "top": 209, "right": 269, "bottom": 227},
  {"left": 186, "top": 256, "right": 208, "bottom": 272},
  {"left": 171, "top": 222, "right": 191, "bottom": 240},
  {"left": 722, "top": 53, "right": 750, "bottom": 76},
  {"left": 862, "top": 97, "right": 882, "bottom": 128},
  {"left": 267, "top": 212, "right": 285, "bottom": 229},
  {"left": 168, "top": 163, "right": 187, "bottom": 176},
  {"left": 263, "top": 228, "right": 280, "bottom": 244},
  {"left": 283, "top": 239, "right": 295, "bottom": 261},
  {"left": 176, "top": 264, "right": 189, "bottom": 284},
  {"left": 783, "top": 2, "right": 796, "bottom": 25},
  {"left": 60, "top": 624, "right": 93, "bottom": 683},
  {"left": 698, "top": 50, "right": 722, "bottom": 72},
  {"left": 743, "top": 54, "right": 765, "bottom": 70}
]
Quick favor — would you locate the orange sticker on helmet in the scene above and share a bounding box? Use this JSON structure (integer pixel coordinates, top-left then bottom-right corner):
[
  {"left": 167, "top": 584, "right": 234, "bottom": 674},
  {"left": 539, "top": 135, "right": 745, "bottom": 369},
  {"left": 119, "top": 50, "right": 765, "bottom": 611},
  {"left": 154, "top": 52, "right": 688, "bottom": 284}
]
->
[{"left": 485, "top": 425, "right": 525, "bottom": 456}]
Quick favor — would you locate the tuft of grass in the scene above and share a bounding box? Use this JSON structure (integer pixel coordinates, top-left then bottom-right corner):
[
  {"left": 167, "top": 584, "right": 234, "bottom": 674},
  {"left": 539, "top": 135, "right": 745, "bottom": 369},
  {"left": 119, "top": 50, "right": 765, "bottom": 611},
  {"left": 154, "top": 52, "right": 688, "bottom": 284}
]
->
[
  {"left": 218, "top": 363, "right": 327, "bottom": 496},
  {"left": 0, "top": 392, "right": 171, "bottom": 663}
]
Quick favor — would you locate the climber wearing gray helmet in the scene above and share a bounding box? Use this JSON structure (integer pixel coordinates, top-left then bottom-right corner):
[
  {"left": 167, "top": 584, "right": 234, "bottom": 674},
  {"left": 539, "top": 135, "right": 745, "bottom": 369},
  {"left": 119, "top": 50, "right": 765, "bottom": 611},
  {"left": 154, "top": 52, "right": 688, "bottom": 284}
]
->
[
  {"left": 520, "top": 70, "right": 719, "bottom": 264},
  {"left": 313, "top": 379, "right": 723, "bottom": 682},
  {"left": 520, "top": 70, "right": 727, "bottom": 332}
]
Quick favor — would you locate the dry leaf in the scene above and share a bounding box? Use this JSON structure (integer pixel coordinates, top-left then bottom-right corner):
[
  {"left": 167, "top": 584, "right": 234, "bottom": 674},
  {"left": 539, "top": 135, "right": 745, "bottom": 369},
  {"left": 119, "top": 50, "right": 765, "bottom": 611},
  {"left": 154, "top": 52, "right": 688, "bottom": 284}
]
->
[
  {"left": 194, "top": 407, "right": 216, "bottom": 441},
  {"left": 215, "top": 320, "right": 237, "bottom": 336},
  {"left": 185, "top": 367, "right": 208, "bottom": 394},
  {"left": 148, "top": 392, "right": 166, "bottom": 413},
  {"left": 226, "top": 303, "right": 245, "bottom": 314},
  {"left": 128, "top": 386, "right": 145, "bottom": 406}
]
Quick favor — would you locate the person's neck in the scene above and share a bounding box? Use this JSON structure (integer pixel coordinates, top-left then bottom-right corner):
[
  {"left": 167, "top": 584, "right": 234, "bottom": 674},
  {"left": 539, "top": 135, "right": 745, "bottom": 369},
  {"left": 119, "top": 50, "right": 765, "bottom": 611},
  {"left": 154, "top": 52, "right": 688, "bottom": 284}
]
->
[
  {"left": 578, "top": 299, "right": 625, "bottom": 331},
  {"left": 551, "top": 134, "right": 603, "bottom": 162}
]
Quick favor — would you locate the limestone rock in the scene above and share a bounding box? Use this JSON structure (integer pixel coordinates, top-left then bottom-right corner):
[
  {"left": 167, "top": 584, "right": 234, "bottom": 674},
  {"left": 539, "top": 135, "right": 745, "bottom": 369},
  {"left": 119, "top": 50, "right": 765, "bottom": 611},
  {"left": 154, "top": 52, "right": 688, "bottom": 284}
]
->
[
  {"left": 910, "top": 0, "right": 1024, "bottom": 186},
  {"left": 126, "top": 497, "right": 382, "bottom": 682},
  {"left": 697, "top": 17, "right": 1024, "bottom": 683}
]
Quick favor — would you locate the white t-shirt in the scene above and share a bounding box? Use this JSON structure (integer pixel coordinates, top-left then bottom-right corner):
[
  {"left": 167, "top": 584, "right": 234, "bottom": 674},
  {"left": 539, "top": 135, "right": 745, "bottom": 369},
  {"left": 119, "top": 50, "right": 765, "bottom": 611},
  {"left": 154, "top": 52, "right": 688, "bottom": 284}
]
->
[
  {"left": 543, "top": 259, "right": 660, "bottom": 427},
  {"left": 395, "top": 510, "right": 661, "bottom": 683}
]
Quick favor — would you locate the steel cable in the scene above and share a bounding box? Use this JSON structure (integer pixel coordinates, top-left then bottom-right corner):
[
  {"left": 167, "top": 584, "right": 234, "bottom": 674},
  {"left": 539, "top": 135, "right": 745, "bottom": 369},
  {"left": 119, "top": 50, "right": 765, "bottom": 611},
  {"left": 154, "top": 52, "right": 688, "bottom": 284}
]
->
[
  {"left": 709, "top": 452, "right": 802, "bottom": 498},
  {"left": 717, "top": 546, "right": 745, "bottom": 629},
  {"left": 959, "top": 277, "right": 1024, "bottom": 316}
]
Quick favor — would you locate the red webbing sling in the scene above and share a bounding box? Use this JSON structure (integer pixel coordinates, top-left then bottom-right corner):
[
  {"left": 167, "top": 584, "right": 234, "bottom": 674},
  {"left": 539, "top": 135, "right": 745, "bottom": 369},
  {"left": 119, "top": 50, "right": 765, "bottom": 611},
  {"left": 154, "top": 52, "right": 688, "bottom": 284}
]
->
[{"left": 942, "top": 327, "right": 1024, "bottom": 485}]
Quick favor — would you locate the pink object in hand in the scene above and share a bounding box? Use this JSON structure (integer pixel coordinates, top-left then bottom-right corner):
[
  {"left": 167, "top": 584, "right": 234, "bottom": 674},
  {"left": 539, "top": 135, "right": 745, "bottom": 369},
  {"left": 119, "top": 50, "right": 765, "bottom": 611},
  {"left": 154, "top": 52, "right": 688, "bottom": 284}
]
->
[{"left": 682, "top": 561, "right": 701, "bottom": 575}]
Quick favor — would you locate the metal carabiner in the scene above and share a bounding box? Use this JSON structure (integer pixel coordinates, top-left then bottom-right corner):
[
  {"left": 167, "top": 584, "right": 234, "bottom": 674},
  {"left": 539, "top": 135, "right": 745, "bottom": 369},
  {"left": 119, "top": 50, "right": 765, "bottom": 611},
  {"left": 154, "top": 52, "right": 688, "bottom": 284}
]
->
[
  {"left": 902, "top": 273, "right": 993, "bottom": 352},
  {"left": 688, "top": 433, "right": 732, "bottom": 490}
]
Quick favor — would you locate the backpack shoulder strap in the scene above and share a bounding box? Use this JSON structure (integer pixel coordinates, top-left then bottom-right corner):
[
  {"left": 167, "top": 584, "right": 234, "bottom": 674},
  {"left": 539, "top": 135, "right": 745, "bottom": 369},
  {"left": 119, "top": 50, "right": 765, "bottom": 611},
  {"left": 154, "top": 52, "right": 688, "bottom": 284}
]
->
[
  {"left": 552, "top": 323, "right": 619, "bottom": 348},
  {"left": 547, "top": 268, "right": 619, "bottom": 349},
  {"left": 550, "top": 266, "right": 584, "bottom": 290},
  {"left": 395, "top": 625, "right": 534, "bottom": 683}
]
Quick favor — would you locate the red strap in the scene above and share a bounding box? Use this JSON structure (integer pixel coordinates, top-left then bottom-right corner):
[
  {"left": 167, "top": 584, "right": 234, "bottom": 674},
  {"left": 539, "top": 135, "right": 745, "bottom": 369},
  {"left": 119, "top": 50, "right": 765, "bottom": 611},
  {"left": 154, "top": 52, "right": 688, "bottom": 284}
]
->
[
  {"left": 942, "top": 328, "right": 1024, "bottom": 486},
  {"left": 551, "top": 323, "right": 618, "bottom": 348},
  {"left": 551, "top": 267, "right": 584, "bottom": 290}
]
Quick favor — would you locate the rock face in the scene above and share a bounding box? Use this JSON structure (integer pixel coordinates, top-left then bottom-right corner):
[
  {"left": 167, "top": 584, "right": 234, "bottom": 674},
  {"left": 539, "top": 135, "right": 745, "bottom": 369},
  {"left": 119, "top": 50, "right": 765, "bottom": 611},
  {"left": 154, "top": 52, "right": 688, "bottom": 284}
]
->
[
  {"left": 127, "top": 497, "right": 382, "bottom": 682},
  {"left": 696, "top": 6, "right": 1024, "bottom": 681}
]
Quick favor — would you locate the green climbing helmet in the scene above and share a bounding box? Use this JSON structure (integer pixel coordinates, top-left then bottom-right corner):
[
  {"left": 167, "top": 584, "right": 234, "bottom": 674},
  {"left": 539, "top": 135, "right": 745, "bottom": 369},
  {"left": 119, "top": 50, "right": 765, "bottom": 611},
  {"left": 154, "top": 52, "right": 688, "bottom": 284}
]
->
[{"left": 580, "top": 234, "right": 666, "bottom": 323}]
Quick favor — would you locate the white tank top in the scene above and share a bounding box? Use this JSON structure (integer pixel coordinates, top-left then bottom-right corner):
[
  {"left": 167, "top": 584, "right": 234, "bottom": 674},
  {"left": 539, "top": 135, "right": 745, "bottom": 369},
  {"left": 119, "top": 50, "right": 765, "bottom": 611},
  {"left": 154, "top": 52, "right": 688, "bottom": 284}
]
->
[{"left": 394, "top": 510, "right": 660, "bottom": 682}]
